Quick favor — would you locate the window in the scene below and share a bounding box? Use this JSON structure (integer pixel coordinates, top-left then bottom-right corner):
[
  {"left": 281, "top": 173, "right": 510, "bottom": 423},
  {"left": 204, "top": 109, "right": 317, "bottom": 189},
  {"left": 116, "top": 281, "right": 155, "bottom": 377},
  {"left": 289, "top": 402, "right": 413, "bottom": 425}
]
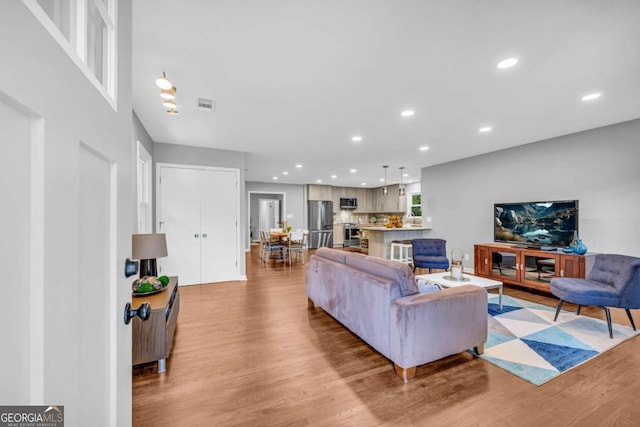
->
[
  {"left": 24, "top": 0, "right": 117, "bottom": 107},
  {"left": 410, "top": 193, "right": 422, "bottom": 217},
  {"left": 137, "top": 142, "right": 152, "bottom": 233}
]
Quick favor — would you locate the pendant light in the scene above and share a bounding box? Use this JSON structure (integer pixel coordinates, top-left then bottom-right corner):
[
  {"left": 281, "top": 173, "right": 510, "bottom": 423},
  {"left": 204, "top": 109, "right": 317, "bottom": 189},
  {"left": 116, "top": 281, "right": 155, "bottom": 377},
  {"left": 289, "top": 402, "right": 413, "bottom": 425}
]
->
[
  {"left": 382, "top": 165, "right": 388, "bottom": 196},
  {"left": 399, "top": 166, "right": 406, "bottom": 196}
]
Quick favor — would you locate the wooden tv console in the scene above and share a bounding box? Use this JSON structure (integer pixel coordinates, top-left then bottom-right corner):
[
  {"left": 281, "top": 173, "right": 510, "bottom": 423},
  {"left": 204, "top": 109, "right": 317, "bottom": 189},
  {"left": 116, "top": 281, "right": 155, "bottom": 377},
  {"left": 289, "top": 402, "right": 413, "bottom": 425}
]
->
[
  {"left": 132, "top": 276, "right": 180, "bottom": 373},
  {"left": 474, "top": 243, "right": 587, "bottom": 292}
]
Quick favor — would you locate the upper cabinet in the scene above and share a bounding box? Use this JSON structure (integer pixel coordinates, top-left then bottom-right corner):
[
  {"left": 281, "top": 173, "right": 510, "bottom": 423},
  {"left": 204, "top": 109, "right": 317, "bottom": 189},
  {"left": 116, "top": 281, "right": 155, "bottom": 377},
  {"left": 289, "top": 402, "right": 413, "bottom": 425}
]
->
[
  {"left": 308, "top": 184, "right": 333, "bottom": 201},
  {"left": 309, "top": 184, "right": 406, "bottom": 213},
  {"left": 367, "top": 185, "right": 405, "bottom": 213}
]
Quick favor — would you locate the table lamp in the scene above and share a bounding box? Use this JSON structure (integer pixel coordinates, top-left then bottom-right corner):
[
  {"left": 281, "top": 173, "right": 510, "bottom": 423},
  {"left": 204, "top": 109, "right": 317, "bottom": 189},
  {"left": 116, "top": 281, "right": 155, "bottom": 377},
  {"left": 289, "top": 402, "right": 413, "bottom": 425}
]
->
[{"left": 132, "top": 233, "right": 168, "bottom": 278}]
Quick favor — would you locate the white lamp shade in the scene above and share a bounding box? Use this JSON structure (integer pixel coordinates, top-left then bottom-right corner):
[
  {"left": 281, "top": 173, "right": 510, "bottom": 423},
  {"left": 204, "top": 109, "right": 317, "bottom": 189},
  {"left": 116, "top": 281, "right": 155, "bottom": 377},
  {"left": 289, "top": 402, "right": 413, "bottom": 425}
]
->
[{"left": 132, "top": 234, "right": 168, "bottom": 259}]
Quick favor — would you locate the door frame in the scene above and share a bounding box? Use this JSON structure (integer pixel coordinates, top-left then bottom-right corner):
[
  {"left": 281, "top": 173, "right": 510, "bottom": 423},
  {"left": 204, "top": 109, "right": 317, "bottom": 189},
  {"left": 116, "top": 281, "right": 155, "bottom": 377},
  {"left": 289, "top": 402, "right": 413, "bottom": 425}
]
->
[
  {"left": 247, "top": 191, "right": 287, "bottom": 250},
  {"left": 156, "top": 162, "right": 242, "bottom": 281}
]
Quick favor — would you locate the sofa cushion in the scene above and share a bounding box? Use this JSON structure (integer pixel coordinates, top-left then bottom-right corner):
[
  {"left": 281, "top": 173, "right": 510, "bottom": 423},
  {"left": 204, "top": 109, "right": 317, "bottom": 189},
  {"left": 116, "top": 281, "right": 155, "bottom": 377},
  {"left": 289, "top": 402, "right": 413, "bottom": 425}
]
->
[{"left": 345, "top": 253, "right": 419, "bottom": 297}]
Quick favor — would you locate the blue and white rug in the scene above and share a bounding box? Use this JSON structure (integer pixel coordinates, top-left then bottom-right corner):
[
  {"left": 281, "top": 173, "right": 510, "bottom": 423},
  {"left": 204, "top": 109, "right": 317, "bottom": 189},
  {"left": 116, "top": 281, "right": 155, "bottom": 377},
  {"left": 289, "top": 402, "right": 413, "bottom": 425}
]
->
[{"left": 478, "top": 295, "right": 640, "bottom": 386}]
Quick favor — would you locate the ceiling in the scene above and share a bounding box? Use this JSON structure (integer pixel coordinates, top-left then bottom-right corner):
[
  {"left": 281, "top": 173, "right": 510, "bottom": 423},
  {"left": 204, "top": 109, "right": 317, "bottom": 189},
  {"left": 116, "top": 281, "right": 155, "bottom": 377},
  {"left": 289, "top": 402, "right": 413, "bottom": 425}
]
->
[{"left": 132, "top": 0, "right": 640, "bottom": 188}]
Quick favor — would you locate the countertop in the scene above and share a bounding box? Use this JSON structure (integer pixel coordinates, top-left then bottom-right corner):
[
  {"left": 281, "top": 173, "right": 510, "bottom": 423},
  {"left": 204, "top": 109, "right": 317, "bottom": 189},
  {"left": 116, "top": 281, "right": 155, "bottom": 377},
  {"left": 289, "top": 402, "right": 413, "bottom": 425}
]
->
[{"left": 361, "top": 226, "right": 432, "bottom": 231}]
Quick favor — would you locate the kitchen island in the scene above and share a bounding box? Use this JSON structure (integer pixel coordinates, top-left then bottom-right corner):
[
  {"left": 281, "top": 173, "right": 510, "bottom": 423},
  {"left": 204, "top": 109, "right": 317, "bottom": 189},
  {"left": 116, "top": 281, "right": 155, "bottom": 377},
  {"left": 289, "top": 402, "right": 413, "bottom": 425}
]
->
[{"left": 361, "top": 226, "right": 432, "bottom": 259}]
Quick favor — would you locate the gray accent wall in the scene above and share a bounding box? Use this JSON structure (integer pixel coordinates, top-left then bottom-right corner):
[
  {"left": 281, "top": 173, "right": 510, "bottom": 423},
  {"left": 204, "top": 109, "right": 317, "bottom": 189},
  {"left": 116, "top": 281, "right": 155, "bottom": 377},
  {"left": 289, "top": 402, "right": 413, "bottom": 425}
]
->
[
  {"left": 154, "top": 142, "right": 247, "bottom": 276},
  {"left": 245, "top": 182, "right": 306, "bottom": 250},
  {"left": 133, "top": 111, "right": 154, "bottom": 157},
  {"left": 421, "top": 119, "right": 640, "bottom": 271}
]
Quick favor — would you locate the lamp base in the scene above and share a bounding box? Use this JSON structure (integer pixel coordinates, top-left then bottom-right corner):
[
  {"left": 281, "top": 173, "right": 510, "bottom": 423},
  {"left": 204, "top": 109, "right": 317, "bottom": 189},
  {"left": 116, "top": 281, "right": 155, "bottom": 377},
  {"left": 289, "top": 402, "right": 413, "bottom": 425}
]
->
[{"left": 139, "top": 259, "right": 158, "bottom": 278}]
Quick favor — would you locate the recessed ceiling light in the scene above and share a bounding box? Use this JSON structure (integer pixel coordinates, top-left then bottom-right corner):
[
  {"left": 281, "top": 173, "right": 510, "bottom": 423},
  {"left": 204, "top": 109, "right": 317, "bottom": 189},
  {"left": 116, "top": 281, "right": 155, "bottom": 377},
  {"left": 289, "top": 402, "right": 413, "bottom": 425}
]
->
[
  {"left": 295, "top": 164, "right": 302, "bottom": 168},
  {"left": 419, "top": 146, "right": 429, "bottom": 151},
  {"left": 272, "top": 176, "right": 278, "bottom": 180},
  {"left": 403, "top": 173, "right": 409, "bottom": 178},
  {"left": 331, "top": 175, "right": 337, "bottom": 179},
  {"left": 497, "top": 58, "right": 518, "bottom": 69},
  {"left": 479, "top": 126, "right": 493, "bottom": 133},
  {"left": 581, "top": 93, "right": 602, "bottom": 101},
  {"left": 352, "top": 136, "right": 363, "bottom": 142},
  {"left": 361, "top": 182, "right": 367, "bottom": 186},
  {"left": 163, "top": 99, "right": 176, "bottom": 109},
  {"left": 282, "top": 171, "right": 289, "bottom": 175},
  {"left": 350, "top": 169, "right": 357, "bottom": 173},
  {"left": 401, "top": 110, "right": 415, "bottom": 117},
  {"left": 316, "top": 179, "right": 322, "bottom": 183},
  {"left": 379, "top": 178, "right": 385, "bottom": 182}
]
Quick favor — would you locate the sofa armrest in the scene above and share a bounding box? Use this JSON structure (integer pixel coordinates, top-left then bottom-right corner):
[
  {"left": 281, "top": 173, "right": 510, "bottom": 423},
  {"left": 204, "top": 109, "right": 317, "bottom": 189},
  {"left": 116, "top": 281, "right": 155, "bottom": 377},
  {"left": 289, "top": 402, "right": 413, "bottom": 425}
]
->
[{"left": 389, "top": 285, "right": 488, "bottom": 369}]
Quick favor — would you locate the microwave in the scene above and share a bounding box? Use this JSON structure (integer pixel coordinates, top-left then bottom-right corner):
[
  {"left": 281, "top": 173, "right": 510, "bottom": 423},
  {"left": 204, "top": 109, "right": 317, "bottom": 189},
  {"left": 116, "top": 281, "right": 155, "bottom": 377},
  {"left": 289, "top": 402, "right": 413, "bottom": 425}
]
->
[{"left": 340, "top": 197, "right": 357, "bottom": 209}]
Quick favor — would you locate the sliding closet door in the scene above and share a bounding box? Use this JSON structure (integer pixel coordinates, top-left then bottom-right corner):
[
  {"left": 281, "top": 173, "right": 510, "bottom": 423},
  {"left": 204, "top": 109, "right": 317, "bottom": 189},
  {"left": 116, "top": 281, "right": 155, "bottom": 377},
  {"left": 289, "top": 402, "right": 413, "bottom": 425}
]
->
[{"left": 200, "top": 169, "right": 239, "bottom": 283}]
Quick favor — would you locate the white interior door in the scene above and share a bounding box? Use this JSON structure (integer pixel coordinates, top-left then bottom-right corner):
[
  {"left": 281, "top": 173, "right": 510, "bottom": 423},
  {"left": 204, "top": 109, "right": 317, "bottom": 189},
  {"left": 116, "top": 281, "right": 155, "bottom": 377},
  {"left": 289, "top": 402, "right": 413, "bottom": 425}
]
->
[
  {"left": 0, "top": 98, "right": 33, "bottom": 405},
  {"left": 157, "top": 165, "right": 240, "bottom": 285},
  {"left": 201, "top": 169, "right": 239, "bottom": 283},
  {"left": 78, "top": 145, "right": 113, "bottom": 423},
  {"left": 158, "top": 166, "right": 201, "bottom": 285}
]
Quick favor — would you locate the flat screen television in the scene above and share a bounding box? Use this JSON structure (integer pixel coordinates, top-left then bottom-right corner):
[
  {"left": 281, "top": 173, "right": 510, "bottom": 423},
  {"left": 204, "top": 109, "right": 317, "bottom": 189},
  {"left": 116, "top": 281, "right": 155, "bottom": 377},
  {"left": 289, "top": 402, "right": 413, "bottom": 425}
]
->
[{"left": 494, "top": 200, "right": 578, "bottom": 248}]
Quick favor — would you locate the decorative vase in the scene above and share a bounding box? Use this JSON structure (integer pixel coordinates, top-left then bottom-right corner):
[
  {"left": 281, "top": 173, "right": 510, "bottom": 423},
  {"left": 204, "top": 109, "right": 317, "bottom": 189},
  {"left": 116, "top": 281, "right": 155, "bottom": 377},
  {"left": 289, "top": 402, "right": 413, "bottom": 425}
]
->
[{"left": 570, "top": 231, "right": 588, "bottom": 255}]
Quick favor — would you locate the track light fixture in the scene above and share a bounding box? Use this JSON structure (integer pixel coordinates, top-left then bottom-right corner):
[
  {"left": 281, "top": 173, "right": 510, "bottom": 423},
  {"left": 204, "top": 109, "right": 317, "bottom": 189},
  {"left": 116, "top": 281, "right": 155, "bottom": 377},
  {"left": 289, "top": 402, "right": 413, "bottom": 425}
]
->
[
  {"left": 156, "top": 72, "right": 178, "bottom": 114},
  {"left": 155, "top": 72, "right": 172, "bottom": 90}
]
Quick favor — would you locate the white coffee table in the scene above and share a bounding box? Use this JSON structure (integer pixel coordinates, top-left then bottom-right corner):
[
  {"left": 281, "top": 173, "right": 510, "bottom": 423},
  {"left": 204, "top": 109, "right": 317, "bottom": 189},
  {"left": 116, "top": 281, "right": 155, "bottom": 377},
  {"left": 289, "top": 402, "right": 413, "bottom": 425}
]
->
[{"left": 416, "top": 272, "right": 503, "bottom": 309}]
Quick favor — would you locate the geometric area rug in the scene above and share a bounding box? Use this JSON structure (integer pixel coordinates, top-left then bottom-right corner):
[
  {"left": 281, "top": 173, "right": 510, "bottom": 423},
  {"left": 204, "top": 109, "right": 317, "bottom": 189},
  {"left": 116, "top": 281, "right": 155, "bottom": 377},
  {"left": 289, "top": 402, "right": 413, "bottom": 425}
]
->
[{"left": 476, "top": 294, "right": 640, "bottom": 386}]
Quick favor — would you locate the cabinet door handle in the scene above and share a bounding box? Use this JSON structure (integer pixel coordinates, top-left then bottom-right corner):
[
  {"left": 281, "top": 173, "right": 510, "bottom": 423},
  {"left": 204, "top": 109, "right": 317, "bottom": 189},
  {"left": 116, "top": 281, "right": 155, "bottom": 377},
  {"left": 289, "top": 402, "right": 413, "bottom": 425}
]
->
[
  {"left": 202, "top": 233, "right": 208, "bottom": 238},
  {"left": 484, "top": 258, "right": 488, "bottom": 265},
  {"left": 194, "top": 233, "right": 200, "bottom": 238},
  {"left": 560, "top": 269, "right": 564, "bottom": 277},
  {"left": 515, "top": 263, "right": 519, "bottom": 270}
]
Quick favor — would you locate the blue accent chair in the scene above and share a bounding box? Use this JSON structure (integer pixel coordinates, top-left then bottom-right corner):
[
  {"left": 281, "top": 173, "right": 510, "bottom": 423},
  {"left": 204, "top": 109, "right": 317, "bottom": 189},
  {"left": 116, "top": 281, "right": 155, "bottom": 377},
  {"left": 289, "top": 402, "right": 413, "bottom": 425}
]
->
[
  {"left": 412, "top": 238, "right": 449, "bottom": 273},
  {"left": 550, "top": 254, "right": 640, "bottom": 338}
]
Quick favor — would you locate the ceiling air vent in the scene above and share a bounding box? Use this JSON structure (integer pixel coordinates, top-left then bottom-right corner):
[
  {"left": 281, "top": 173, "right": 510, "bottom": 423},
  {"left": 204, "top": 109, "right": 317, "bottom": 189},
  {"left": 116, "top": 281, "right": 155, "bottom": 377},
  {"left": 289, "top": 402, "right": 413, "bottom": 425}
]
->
[{"left": 197, "top": 97, "right": 216, "bottom": 113}]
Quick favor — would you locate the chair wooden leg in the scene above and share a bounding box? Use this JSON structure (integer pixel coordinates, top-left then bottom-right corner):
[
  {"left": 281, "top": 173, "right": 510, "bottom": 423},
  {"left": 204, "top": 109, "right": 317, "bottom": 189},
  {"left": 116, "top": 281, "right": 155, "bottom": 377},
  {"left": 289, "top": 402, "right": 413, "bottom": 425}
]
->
[
  {"left": 307, "top": 298, "right": 315, "bottom": 308},
  {"left": 393, "top": 363, "right": 416, "bottom": 383},
  {"left": 625, "top": 309, "right": 637, "bottom": 331},
  {"left": 577, "top": 304, "right": 582, "bottom": 316},
  {"left": 474, "top": 344, "right": 484, "bottom": 355},
  {"left": 554, "top": 299, "right": 564, "bottom": 321},
  {"left": 603, "top": 307, "right": 613, "bottom": 339}
]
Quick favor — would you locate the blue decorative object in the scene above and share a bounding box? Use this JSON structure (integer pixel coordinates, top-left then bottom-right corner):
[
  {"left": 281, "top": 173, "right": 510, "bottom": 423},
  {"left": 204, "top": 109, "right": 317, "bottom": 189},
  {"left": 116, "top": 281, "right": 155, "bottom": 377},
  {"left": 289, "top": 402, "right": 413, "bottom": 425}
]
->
[
  {"left": 572, "top": 239, "right": 587, "bottom": 255},
  {"left": 569, "top": 231, "right": 587, "bottom": 255}
]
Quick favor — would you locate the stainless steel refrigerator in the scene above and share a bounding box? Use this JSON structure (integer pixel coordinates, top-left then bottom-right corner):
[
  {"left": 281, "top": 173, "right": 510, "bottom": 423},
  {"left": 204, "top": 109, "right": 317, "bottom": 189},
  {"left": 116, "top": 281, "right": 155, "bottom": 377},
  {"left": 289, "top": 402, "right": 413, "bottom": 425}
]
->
[{"left": 308, "top": 200, "right": 333, "bottom": 249}]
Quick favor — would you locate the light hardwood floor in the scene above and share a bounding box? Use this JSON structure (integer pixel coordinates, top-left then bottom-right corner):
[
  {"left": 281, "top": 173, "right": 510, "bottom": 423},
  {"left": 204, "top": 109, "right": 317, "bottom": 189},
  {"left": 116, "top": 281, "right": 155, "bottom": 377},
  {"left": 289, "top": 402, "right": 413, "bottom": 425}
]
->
[{"left": 133, "top": 246, "right": 640, "bottom": 426}]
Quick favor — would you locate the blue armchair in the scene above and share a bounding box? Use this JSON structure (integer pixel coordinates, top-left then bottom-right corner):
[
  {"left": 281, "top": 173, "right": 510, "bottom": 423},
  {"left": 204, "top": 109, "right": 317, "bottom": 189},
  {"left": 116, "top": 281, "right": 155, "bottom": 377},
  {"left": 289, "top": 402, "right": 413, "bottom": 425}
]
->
[
  {"left": 412, "top": 238, "right": 449, "bottom": 273},
  {"left": 550, "top": 253, "right": 640, "bottom": 338}
]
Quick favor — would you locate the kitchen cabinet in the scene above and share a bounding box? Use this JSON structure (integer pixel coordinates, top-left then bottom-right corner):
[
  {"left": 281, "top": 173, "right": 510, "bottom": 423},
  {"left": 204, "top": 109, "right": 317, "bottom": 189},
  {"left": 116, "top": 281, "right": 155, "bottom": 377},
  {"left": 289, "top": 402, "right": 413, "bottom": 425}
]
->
[
  {"left": 308, "top": 184, "right": 333, "bottom": 201},
  {"left": 333, "top": 224, "right": 344, "bottom": 247},
  {"left": 367, "top": 185, "right": 405, "bottom": 213},
  {"left": 473, "top": 243, "right": 587, "bottom": 292},
  {"left": 354, "top": 187, "right": 368, "bottom": 213},
  {"left": 312, "top": 184, "right": 406, "bottom": 214},
  {"left": 332, "top": 187, "right": 346, "bottom": 213}
]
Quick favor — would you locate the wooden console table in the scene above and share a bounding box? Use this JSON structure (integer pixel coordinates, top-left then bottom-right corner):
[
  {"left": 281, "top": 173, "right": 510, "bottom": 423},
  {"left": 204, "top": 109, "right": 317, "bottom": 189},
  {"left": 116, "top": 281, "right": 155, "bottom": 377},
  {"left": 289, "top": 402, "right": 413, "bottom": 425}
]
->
[{"left": 132, "top": 276, "right": 180, "bottom": 373}]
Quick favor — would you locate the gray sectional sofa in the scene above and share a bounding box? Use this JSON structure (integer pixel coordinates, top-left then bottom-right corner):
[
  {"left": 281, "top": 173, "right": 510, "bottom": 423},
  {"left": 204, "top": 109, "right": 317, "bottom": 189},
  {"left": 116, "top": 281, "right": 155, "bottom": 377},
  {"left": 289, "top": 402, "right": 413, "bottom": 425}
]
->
[{"left": 306, "top": 247, "right": 488, "bottom": 381}]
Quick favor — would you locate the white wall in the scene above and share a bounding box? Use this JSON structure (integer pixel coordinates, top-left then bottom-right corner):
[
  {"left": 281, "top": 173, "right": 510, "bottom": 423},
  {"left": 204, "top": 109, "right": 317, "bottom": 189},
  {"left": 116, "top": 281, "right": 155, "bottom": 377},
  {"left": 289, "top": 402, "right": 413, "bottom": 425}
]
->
[
  {"left": 421, "top": 119, "right": 640, "bottom": 271},
  {"left": 154, "top": 142, "right": 247, "bottom": 275}
]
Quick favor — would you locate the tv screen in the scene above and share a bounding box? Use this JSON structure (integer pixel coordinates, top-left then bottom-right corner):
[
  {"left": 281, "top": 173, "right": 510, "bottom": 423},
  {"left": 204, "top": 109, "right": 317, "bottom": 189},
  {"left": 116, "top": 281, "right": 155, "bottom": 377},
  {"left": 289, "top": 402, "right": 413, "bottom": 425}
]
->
[{"left": 494, "top": 200, "right": 578, "bottom": 248}]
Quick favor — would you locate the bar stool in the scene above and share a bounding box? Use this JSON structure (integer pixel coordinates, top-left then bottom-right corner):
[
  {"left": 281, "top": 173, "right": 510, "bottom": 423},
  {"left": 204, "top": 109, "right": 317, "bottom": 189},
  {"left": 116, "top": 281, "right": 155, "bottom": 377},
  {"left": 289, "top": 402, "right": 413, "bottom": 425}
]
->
[{"left": 390, "top": 240, "right": 413, "bottom": 265}]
